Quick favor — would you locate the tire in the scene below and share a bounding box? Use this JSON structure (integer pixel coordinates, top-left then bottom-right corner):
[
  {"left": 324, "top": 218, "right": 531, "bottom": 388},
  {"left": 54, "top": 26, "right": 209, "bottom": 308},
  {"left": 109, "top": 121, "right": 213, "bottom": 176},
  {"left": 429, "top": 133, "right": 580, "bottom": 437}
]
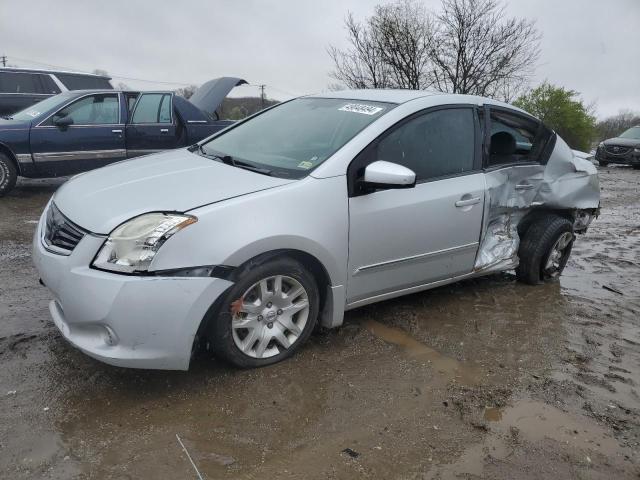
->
[
  {"left": 597, "top": 160, "right": 608, "bottom": 167},
  {"left": 209, "top": 256, "right": 319, "bottom": 368},
  {"left": 0, "top": 152, "right": 18, "bottom": 197},
  {"left": 516, "top": 215, "right": 574, "bottom": 285},
  {"left": 633, "top": 165, "right": 640, "bottom": 170}
]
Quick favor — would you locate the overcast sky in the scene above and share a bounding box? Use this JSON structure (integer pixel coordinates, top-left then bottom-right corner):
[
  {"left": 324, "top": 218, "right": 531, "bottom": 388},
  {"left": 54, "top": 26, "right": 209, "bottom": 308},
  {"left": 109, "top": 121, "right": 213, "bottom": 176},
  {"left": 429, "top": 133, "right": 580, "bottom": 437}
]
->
[{"left": 1, "top": 0, "right": 638, "bottom": 118}]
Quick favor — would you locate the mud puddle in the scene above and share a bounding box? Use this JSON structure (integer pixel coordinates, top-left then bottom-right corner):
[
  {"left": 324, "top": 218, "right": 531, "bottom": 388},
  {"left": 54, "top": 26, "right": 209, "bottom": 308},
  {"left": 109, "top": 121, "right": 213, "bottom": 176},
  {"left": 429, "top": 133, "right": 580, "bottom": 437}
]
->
[
  {"left": 363, "top": 319, "right": 480, "bottom": 384},
  {"left": 429, "top": 398, "right": 634, "bottom": 480}
]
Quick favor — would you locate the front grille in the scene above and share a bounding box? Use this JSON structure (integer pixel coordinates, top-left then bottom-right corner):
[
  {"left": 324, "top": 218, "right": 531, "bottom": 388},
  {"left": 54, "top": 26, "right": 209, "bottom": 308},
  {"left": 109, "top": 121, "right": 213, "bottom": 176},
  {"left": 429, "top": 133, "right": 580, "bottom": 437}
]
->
[
  {"left": 605, "top": 145, "right": 632, "bottom": 156},
  {"left": 43, "top": 203, "right": 87, "bottom": 254}
]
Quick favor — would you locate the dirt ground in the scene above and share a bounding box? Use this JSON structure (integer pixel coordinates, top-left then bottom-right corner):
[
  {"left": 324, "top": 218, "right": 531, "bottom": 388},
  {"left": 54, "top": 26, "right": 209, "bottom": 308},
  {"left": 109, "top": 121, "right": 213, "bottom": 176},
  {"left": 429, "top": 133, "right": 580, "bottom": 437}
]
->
[{"left": 0, "top": 167, "right": 638, "bottom": 480}]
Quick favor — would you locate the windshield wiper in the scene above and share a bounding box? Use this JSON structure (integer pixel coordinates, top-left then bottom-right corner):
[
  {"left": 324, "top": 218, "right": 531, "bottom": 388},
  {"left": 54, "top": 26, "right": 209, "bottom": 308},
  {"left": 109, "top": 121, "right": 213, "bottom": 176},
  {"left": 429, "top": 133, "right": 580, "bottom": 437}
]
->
[{"left": 194, "top": 146, "right": 272, "bottom": 176}]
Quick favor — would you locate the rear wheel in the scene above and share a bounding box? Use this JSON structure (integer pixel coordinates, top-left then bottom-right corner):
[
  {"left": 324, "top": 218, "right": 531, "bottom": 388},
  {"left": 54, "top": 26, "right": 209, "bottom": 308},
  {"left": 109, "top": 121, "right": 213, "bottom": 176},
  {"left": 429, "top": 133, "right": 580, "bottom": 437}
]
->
[
  {"left": 209, "top": 257, "right": 319, "bottom": 368},
  {"left": 0, "top": 153, "right": 17, "bottom": 197},
  {"left": 516, "top": 215, "right": 574, "bottom": 285}
]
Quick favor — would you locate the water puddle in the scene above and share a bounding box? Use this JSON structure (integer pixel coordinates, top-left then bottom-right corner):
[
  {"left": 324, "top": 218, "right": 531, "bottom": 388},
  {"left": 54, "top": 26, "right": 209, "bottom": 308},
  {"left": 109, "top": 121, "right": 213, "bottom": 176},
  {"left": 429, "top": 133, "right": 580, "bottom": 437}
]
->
[
  {"left": 363, "top": 319, "right": 479, "bottom": 385},
  {"left": 430, "top": 399, "right": 628, "bottom": 479}
]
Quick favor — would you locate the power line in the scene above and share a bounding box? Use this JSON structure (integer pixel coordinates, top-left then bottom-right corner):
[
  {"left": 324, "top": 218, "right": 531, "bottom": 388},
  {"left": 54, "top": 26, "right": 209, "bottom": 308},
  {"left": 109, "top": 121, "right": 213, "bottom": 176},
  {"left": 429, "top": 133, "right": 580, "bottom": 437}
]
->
[{"left": 4, "top": 55, "right": 302, "bottom": 98}]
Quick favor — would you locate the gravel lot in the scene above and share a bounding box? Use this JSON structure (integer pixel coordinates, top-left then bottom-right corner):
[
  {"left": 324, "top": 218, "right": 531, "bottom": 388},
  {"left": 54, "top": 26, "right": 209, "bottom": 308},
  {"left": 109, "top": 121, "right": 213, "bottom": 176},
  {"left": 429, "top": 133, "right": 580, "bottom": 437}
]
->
[{"left": 1, "top": 167, "right": 638, "bottom": 479}]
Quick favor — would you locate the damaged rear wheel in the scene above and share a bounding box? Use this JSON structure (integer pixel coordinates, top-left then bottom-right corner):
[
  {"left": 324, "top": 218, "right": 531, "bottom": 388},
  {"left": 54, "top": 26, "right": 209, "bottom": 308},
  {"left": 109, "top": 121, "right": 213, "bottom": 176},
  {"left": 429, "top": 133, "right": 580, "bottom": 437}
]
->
[
  {"left": 209, "top": 256, "right": 319, "bottom": 368},
  {"left": 516, "top": 215, "right": 574, "bottom": 285}
]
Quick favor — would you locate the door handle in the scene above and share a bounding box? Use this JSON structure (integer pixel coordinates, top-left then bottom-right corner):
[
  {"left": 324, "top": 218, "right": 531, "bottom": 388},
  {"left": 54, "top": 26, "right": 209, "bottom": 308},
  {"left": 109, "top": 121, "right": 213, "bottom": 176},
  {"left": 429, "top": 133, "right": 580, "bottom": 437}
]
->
[
  {"left": 160, "top": 128, "right": 169, "bottom": 133},
  {"left": 515, "top": 183, "right": 534, "bottom": 190},
  {"left": 111, "top": 129, "right": 122, "bottom": 134},
  {"left": 455, "top": 197, "right": 481, "bottom": 207}
]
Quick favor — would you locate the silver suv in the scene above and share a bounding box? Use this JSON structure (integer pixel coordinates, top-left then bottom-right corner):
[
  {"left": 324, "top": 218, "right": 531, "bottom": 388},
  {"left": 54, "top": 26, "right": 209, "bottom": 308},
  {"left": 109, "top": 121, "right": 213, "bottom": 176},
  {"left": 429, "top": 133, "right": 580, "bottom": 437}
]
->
[{"left": 32, "top": 90, "right": 600, "bottom": 369}]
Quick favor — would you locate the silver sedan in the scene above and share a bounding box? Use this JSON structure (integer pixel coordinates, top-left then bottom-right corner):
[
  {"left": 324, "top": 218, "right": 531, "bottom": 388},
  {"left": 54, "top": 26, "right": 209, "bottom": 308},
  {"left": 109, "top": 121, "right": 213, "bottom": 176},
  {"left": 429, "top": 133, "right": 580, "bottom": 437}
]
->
[{"left": 32, "top": 90, "right": 600, "bottom": 369}]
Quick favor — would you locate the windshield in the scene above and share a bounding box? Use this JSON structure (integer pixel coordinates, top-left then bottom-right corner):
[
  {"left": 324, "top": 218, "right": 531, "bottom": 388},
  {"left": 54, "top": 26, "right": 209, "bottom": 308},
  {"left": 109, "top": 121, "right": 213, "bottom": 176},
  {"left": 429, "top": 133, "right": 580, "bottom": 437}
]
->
[
  {"left": 200, "top": 97, "right": 393, "bottom": 178},
  {"left": 619, "top": 126, "right": 640, "bottom": 140},
  {"left": 10, "top": 93, "right": 74, "bottom": 121}
]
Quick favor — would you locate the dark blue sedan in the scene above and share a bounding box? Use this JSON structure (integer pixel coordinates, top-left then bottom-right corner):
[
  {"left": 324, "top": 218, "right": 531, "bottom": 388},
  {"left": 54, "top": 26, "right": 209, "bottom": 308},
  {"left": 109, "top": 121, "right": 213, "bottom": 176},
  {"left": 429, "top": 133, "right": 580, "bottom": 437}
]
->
[{"left": 0, "top": 77, "right": 246, "bottom": 195}]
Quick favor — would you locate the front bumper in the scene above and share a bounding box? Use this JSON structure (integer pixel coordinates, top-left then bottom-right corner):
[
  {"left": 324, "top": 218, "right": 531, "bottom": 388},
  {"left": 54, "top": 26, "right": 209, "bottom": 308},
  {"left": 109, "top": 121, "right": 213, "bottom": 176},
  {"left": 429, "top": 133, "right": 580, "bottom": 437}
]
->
[
  {"left": 596, "top": 149, "right": 640, "bottom": 165},
  {"left": 32, "top": 210, "right": 233, "bottom": 370}
]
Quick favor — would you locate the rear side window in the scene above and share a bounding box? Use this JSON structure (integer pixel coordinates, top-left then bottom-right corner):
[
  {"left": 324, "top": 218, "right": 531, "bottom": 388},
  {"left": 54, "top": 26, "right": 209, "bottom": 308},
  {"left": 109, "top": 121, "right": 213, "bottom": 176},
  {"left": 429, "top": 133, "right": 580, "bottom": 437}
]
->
[
  {"left": 54, "top": 73, "right": 113, "bottom": 90},
  {"left": 131, "top": 93, "right": 172, "bottom": 124},
  {"left": 50, "top": 94, "right": 120, "bottom": 125},
  {"left": 0, "top": 71, "right": 54, "bottom": 94},
  {"left": 375, "top": 108, "right": 476, "bottom": 181},
  {"left": 487, "top": 109, "right": 552, "bottom": 166}
]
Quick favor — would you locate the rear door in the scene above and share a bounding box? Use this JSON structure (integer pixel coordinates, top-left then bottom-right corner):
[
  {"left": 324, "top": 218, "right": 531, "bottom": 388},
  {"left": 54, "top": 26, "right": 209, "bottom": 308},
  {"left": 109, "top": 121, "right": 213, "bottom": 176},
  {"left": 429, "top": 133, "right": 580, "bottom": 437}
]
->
[
  {"left": 126, "top": 92, "right": 180, "bottom": 157},
  {"left": 29, "top": 92, "right": 126, "bottom": 176},
  {"left": 346, "top": 106, "right": 485, "bottom": 306}
]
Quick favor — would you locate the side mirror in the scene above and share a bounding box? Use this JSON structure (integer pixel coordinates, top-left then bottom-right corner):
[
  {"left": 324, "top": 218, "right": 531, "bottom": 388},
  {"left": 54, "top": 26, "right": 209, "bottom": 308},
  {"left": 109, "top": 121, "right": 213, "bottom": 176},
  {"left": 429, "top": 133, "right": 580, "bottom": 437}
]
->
[
  {"left": 53, "top": 116, "right": 74, "bottom": 129},
  {"left": 362, "top": 160, "right": 416, "bottom": 190}
]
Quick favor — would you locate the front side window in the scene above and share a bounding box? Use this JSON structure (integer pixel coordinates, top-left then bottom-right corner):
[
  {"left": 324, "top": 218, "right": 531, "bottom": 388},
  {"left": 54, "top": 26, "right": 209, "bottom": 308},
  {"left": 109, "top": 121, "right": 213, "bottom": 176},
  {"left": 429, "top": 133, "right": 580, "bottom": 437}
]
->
[
  {"left": 131, "top": 93, "right": 172, "bottom": 124},
  {"left": 50, "top": 94, "right": 120, "bottom": 125},
  {"left": 375, "top": 108, "right": 476, "bottom": 181},
  {"left": 487, "top": 110, "right": 550, "bottom": 166},
  {"left": 11, "top": 93, "right": 74, "bottom": 121},
  {"left": 201, "top": 97, "right": 393, "bottom": 179}
]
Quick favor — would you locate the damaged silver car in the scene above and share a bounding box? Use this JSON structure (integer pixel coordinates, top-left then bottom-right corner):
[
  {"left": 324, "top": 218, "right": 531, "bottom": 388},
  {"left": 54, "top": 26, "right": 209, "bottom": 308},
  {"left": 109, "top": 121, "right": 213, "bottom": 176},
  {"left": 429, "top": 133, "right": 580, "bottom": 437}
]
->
[{"left": 32, "top": 90, "right": 600, "bottom": 370}]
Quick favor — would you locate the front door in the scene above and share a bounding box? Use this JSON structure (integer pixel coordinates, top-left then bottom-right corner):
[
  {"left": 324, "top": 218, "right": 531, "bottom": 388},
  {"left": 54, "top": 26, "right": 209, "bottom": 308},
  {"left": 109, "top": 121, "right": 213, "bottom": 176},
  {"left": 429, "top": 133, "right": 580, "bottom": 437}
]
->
[
  {"left": 30, "top": 92, "right": 126, "bottom": 176},
  {"left": 126, "top": 93, "right": 180, "bottom": 157},
  {"left": 347, "top": 106, "right": 485, "bottom": 305}
]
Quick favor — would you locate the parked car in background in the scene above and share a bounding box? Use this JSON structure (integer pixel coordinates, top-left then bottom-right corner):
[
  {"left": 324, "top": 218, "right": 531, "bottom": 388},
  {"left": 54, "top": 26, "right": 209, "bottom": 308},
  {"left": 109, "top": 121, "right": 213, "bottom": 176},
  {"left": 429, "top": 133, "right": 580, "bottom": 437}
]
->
[
  {"left": 32, "top": 90, "right": 600, "bottom": 370},
  {"left": 0, "top": 77, "right": 247, "bottom": 195},
  {"left": 0, "top": 67, "right": 112, "bottom": 116},
  {"left": 595, "top": 125, "right": 640, "bottom": 168}
]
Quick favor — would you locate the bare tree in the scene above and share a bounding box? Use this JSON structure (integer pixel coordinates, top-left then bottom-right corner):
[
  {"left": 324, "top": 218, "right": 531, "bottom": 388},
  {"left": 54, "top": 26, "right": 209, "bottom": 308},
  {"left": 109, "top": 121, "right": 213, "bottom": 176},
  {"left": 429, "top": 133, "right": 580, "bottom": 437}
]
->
[
  {"left": 429, "top": 0, "right": 540, "bottom": 99},
  {"left": 175, "top": 84, "right": 198, "bottom": 99},
  {"left": 328, "top": 12, "right": 391, "bottom": 89},
  {"left": 328, "top": 0, "right": 540, "bottom": 100},
  {"left": 369, "top": 1, "right": 434, "bottom": 89}
]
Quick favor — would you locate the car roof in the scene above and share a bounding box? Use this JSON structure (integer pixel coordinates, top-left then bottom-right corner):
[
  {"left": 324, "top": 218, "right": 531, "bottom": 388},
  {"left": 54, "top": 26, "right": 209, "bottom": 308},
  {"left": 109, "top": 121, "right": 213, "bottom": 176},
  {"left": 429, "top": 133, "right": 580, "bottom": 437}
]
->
[
  {"left": 308, "top": 89, "right": 442, "bottom": 104},
  {"left": 0, "top": 67, "right": 111, "bottom": 80},
  {"left": 307, "top": 89, "right": 533, "bottom": 116}
]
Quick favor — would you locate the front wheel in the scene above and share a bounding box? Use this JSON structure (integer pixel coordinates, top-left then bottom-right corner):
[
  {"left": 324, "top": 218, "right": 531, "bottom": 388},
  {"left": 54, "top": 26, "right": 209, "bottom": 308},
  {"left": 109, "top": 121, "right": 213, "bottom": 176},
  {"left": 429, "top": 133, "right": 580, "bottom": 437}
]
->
[
  {"left": 516, "top": 215, "right": 574, "bottom": 285},
  {"left": 0, "top": 153, "right": 18, "bottom": 197},
  {"left": 209, "top": 256, "right": 319, "bottom": 368}
]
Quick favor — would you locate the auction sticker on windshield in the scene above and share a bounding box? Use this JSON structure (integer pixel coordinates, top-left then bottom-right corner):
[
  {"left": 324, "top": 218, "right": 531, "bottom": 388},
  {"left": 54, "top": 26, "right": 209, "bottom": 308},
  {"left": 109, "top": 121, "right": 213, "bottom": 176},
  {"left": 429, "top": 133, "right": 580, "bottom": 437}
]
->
[{"left": 339, "top": 103, "right": 384, "bottom": 115}]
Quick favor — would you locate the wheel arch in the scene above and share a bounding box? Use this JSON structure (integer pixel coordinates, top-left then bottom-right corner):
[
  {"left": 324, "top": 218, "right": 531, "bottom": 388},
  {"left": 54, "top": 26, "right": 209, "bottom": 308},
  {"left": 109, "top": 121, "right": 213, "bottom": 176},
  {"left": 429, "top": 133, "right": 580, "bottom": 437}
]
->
[
  {"left": 0, "top": 143, "right": 20, "bottom": 175},
  {"left": 517, "top": 208, "right": 575, "bottom": 238},
  {"left": 192, "top": 248, "right": 338, "bottom": 360}
]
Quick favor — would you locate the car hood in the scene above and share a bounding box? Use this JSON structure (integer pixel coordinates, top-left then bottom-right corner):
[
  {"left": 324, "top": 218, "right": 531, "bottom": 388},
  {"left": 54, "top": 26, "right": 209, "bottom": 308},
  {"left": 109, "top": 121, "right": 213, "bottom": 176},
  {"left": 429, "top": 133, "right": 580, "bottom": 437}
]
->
[
  {"left": 188, "top": 77, "right": 248, "bottom": 117},
  {"left": 603, "top": 137, "right": 640, "bottom": 147},
  {"left": 53, "top": 149, "right": 294, "bottom": 234}
]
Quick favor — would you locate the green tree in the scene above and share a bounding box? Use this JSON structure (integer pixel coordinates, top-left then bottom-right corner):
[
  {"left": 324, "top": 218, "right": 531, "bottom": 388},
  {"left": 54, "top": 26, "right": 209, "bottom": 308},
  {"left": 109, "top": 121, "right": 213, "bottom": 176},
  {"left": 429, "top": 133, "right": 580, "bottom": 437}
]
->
[{"left": 513, "top": 82, "right": 596, "bottom": 151}]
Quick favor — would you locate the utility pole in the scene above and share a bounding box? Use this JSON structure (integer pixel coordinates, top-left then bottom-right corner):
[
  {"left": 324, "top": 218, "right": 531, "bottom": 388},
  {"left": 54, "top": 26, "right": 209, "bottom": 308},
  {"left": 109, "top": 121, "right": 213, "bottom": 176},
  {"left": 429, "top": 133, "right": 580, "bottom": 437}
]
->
[
  {"left": 259, "top": 84, "right": 266, "bottom": 109},
  {"left": 0, "top": 56, "right": 6, "bottom": 67}
]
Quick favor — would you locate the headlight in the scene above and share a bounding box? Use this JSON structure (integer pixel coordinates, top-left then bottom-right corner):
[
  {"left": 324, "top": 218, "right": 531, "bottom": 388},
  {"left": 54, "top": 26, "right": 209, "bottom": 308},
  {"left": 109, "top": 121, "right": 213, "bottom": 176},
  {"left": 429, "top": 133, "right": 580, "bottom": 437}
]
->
[
  {"left": 634, "top": 147, "right": 640, "bottom": 153},
  {"left": 92, "top": 213, "right": 197, "bottom": 273}
]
